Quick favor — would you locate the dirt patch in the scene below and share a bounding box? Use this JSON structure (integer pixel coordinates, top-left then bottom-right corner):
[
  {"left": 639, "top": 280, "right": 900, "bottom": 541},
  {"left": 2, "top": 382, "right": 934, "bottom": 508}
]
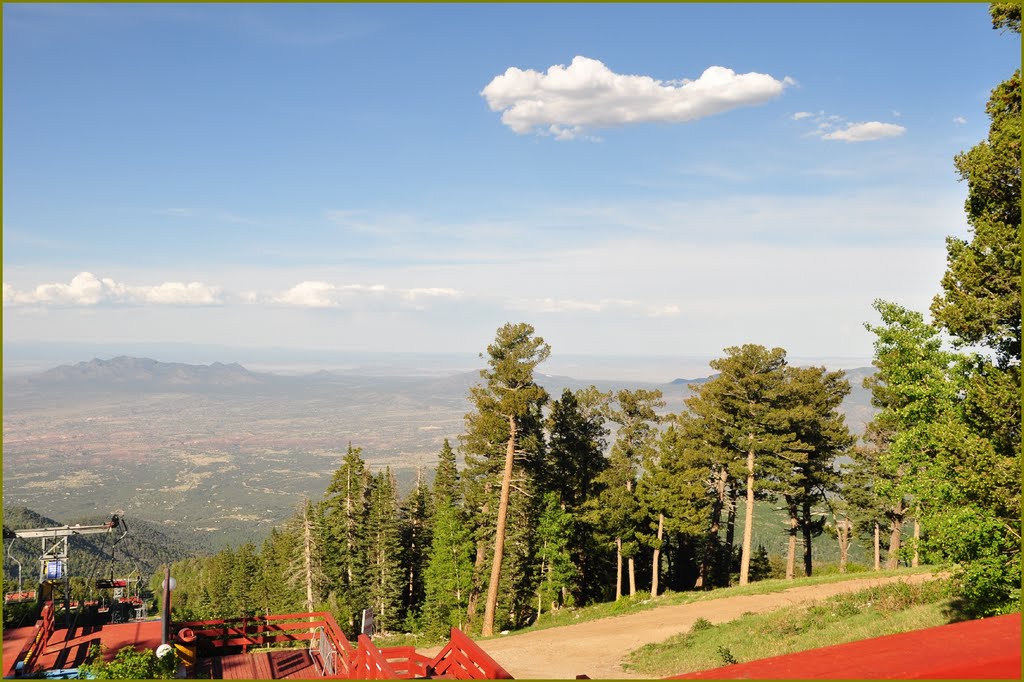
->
[{"left": 458, "top": 573, "right": 940, "bottom": 679}]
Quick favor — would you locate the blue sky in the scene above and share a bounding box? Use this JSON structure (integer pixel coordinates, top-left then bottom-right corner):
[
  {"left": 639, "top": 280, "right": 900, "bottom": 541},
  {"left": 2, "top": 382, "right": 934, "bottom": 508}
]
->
[{"left": 3, "top": 3, "right": 1019, "bottom": 366}]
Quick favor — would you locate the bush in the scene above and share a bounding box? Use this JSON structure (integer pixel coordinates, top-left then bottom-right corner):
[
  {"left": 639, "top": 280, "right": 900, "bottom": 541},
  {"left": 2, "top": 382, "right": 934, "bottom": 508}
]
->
[{"left": 79, "top": 644, "right": 177, "bottom": 679}]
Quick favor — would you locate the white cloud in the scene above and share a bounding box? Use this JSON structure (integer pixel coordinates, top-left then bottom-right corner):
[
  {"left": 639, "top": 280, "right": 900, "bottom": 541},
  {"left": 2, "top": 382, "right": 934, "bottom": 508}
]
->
[
  {"left": 822, "top": 121, "right": 906, "bottom": 142},
  {"left": 268, "top": 281, "right": 463, "bottom": 311},
  {"left": 273, "top": 281, "right": 338, "bottom": 308},
  {"left": 481, "top": 56, "right": 792, "bottom": 139},
  {"left": 2, "top": 272, "right": 222, "bottom": 307},
  {"left": 953, "top": 116, "right": 967, "bottom": 125},
  {"left": 793, "top": 110, "right": 906, "bottom": 142}
]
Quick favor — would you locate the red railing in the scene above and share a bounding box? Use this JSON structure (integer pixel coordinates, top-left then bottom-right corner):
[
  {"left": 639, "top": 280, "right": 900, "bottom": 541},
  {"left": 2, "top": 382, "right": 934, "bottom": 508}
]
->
[
  {"left": 428, "top": 628, "right": 513, "bottom": 679},
  {"left": 172, "top": 616, "right": 511, "bottom": 679},
  {"left": 174, "top": 611, "right": 352, "bottom": 657},
  {"left": 349, "top": 634, "right": 400, "bottom": 679},
  {"left": 378, "top": 645, "right": 432, "bottom": 679},
  {"left": 16, "top": 602, "right": 54, "bottom": 675}
]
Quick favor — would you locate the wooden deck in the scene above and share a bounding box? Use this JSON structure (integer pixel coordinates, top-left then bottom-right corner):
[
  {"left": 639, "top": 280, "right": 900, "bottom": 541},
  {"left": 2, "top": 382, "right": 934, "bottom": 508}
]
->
[
  {"left": 3, "top": 618, "right": 163, "bottom": 677},
  {"left": 194, "top": 649, "right": 321, "bottom": 679}
]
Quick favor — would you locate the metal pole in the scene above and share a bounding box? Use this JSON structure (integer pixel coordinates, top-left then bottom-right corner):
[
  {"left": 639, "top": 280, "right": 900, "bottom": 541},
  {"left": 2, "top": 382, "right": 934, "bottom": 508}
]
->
[{"left": 162, "top": 566, "right": 171, "bottom": 646}]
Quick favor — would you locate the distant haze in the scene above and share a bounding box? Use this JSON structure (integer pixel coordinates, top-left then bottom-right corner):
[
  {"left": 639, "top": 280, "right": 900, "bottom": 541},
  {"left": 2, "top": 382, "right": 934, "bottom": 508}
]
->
[{"left": 3, "top": 341, "right": 871, "bottom": 383}]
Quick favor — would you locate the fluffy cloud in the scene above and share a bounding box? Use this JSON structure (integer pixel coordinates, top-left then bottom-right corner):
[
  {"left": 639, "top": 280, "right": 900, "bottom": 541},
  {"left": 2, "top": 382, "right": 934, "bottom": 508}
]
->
[
  {"left": 273, "top": 281, "right": 338, "bottom": 307},
  {"left": 953, "top": 116, "right": 967, "bottom": 125},
  {"left": 822, "top": 121, "right": 906, "bottom": 142},
  {"left": 795, "top": 110, "right": 906, "bottom": 143},
  {"left": 270, "top": 282, "right": 462, "bottom": 310},
  {"left": 481, "top": 56, "right": 792, "bottom": 139},
  {"left": 2, "top": 272, "right": 221, "bottom": 307}
]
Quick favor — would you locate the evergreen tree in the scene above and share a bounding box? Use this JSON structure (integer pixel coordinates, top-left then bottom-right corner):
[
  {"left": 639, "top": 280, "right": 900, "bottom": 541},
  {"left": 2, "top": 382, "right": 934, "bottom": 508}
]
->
[
  {"left": 640, "top": 413, "right": 714, "bottom": 595},
  {"left": 422, "top": 502, "right": 474, "bottom": 638},
  {"left": 400, "top": 472, "right": 433, "bottom": 626},
  {"left": 683, "top": 345, "right": 794, "bottom": 586},
  {"left": 321, "top": 444, "right": 371, "bottom": 630},
  {"left": 432, "top": 439, "right": 461, "bottom": 508},
  {"left": 461, "top": 322, "right": 550, "bottom": 636},
  {"left": 607, "top": 389, "right": 664, "bottom": 596},
  {"left": 927, "top": 9, "right": 1020, "bottom": 616},
  {"left": 365, "top": 469, "right": 405, "bottom": 631},
  {"left": 533, "top": 492, "right": 577, "bottom": 618},
  {"left": 777, "top": 366, "right": 853, "bottom": 578},
  {"left": 543, "top": 387, "right": 611, "bottom": 605}
]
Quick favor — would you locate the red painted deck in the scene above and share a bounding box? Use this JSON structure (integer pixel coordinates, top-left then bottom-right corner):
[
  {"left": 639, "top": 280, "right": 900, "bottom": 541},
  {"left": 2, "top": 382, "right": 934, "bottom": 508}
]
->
[
  {"left": 193, "top": 649, "right": 321, "bottom": 679},
  {"left": 3, "top": 618, "right": 163, "bottom": 676},
  {"left": 669, "top": 613, "right": 1022, "bottom": 679}
]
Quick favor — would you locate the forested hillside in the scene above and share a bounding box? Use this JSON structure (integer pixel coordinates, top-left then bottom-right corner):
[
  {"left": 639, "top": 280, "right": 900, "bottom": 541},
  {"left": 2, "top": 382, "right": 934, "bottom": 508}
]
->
[{"left": 2, "top": 506, "right": 204, "bottom": 588}]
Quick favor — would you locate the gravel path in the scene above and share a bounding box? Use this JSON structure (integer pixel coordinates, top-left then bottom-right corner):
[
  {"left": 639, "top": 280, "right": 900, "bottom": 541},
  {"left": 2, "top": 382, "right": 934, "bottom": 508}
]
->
[{"left": 452, "top": 573, "right": 939, "bottom": 679}]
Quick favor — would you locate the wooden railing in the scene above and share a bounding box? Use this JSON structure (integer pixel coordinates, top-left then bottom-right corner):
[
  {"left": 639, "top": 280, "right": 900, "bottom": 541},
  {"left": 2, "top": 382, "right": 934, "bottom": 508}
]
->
[
  {"left": 378, "top": 645, "right": 432, "bottom": 679},
  {"left": 174, "top": 611, "right": 352, "bottom": 658},
  {"left": 172, "top": 617, "right": 511, "bottom": 679},
  {"left": 16, "top": 602, "right": 54, "bottom": 675},
  {"left": 428, "top": 628, "right": 513, "bottom": 679}
]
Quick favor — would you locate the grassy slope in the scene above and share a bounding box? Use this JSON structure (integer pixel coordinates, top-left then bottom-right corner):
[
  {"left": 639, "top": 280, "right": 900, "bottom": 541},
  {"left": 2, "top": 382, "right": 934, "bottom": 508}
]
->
[
  {"left": 519, "top": 565, "right": 938, "bottom": 636},
  {"left": 623, "top": 578, "right": 952, "bottom": 676}
]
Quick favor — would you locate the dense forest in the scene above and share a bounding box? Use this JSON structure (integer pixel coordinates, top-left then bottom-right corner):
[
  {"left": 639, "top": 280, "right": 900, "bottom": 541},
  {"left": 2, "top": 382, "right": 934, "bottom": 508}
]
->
[{"left": 156, "top": 5, "right": 1020, "bottom": 636}]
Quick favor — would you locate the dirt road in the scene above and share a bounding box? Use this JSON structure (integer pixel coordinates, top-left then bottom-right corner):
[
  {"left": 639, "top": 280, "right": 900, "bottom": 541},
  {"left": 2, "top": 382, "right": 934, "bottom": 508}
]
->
[{"left": 458, "top": 573, "right": 939, "bottom": 679}]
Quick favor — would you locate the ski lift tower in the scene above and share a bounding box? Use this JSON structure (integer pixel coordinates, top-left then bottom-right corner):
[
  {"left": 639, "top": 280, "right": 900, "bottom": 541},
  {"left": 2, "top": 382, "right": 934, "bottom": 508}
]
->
[{"left": 3, "top": 515, "right": 126, "bottom": 627}]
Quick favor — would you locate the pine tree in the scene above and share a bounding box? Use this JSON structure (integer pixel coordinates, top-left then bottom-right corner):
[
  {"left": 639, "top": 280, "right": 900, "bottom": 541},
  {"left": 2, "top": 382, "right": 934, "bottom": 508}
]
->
[
  {"left": 543, "top": 386, "right": 611, "bottom": 605},
  {"left": 321, "top": 444, "right": 371, "bottom": 630},
  {"left": 604, "top": 389, "right": 663, "bottom": 596},
  {"left": 422, "top": 501, "right": 475, "bottom": 637},
  {"left": 365, "top": 469, "right": 405, "bottom": 632},
  {"left": 461, "top": 322, "right": 550, "bottom": 636},
  {"left": 400, "top": 472, "right": 433, "bottom": 626},
  {"left": 927, "top": 9, "right": 1020, "bottom": 616},
  {"left": 683, "top": 345, "right": 794, "bottom": 586},
  {"left": 640, "top": 413, "right": 714, "bottom": 596},
  {"left": 432, "top": 439, "right": 460, "bottom": 508},
  {"left": 777, "top": 366, "right": 853, "bottom": 578},
  {"left": 533, "top": 492, "right": 577, "bottom": 618}
]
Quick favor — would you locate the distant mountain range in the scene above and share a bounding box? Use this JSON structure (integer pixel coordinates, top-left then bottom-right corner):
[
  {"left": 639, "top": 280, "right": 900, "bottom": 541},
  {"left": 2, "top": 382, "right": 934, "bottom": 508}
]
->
[
  {"left": 2, "top": 356, "right": 877, "bottom": 546},
  {"left": 10, "top": 356, "right": 266, "bottom": 387}
]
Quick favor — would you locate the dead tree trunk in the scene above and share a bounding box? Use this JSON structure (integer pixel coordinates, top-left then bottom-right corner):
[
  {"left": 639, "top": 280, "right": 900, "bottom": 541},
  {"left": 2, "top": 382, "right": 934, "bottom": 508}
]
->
[
  {"left": 482, "top": 416, "right": 517, "bottom": 637},
  {"left": 834, "top": 515, "right": 850, "bottom": 574},
  {"left": 912, "top": 511, "right": 920, "bottom": 568},
  {"left": 651, "top": 513, "right": 664, "bottom": 597},
  {"left": 615, "top": 537, "right": 623, "bottom": 600},
  {"left": 874, "top": 522, "right": 881, "bottom": 571},
  {"left": 303, "top": 503, "right": 317, "bottom": 615},
  {"left": 886, "top": 500, "right": 905, "bottom": 570},
  {"left": 801, "top": 499, "right": 814, "bottom": 577},
  {"left": 785, "top": 498, "right": 798, "bottom": 581},
  {"left": 738, "top": 443, "right": 755, "bottom": 586},
  {"left": 696, "top": 468, "right": 727, "bottom": 589}
]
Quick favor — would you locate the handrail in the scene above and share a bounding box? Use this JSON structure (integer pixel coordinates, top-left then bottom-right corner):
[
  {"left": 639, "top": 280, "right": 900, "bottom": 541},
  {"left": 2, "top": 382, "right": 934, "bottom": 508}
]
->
[
  {"left": 429, "top": 627, "right": 514, "bottom": 679},
  {"left": 17, "top": 603, "right": 55, "bottom": 675},
  {"left": 351, "top": 634, "right": 400, "bottom": 679}
]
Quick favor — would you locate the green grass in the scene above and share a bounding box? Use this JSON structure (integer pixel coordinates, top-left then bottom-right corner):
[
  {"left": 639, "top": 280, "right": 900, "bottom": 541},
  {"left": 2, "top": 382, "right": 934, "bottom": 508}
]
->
[
  {"left": 623, "top": 578, "right": 952, "bottom": 676},
  {"left": 517, "top": 564, "right": 940, "bottom": 636}
]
